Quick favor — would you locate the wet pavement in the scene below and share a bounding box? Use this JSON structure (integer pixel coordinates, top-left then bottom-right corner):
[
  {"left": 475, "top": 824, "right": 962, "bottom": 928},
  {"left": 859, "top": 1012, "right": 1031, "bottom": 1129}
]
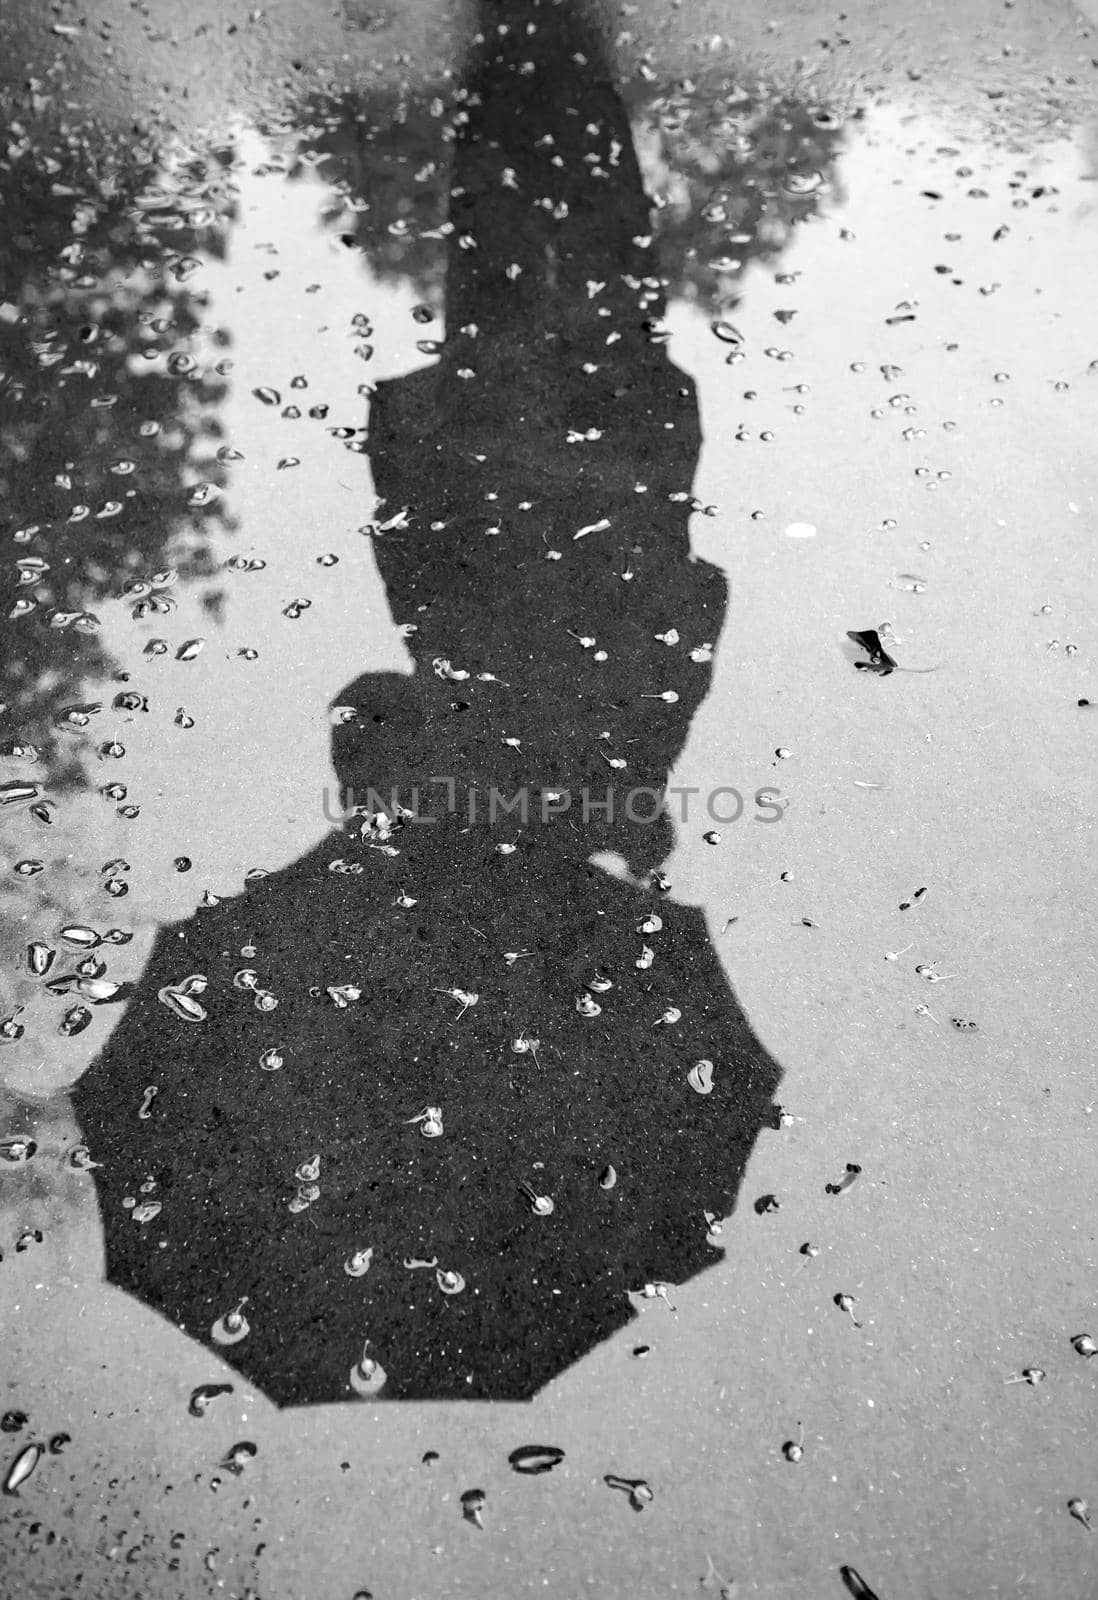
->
[{"left": 2, "top": 0, "right": 1097, "bottom": 1595}]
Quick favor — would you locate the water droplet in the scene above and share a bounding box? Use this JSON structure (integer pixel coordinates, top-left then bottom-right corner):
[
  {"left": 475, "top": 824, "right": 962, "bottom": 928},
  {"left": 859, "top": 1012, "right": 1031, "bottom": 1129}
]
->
[
  {"left": 349, "top": 1345, "right": 386, "bottom": 1396},
  {"left": 59, "top": 1005, "right": 92, "bottom": 1037},
  {"left": 211, "top": 1299, "right": 250, "bottom": 1346},
  {"left": 0, "top": 780, "right": 40, "bottom": 806},
  {"left": 26, "top": 942, "right": 55, "bottom": 977},
  {"left": 188, "top": 1383, "right": 233, "bottom": 1417},
  {"left": 785, "top": 169, "right": 824, "bottom": 195},
  {"left": 519, "top": 1182, "right": 555, "bottom": 1216},
  {"left": 1068, "top": 1497, "right": 1092, "bottom": 1531},
  {"left": 508, "top": 1444, "right": 565, "bottom": 1475},
  {"left": 158, "top": 976, "right": 209, "bottom": 1023},
  {"left": 710, "top": 321, "right": 744, "bottom": 346},
  {"left": 0, "top": 1138, "right": 36, "bottom": 1164},
  {"left": 220, "top": 1440, "right": 257, "bottom": 1476},
  {"left": 834, "top": 1293, "right": 862, "bottom": 1327},
  {"left": 825, "top": 1163, "right": 863, "bottom": 1196},
  {"left": 839, "top": 1566, "right": 881, "bottom": 1599},
  {"left": 77, "top": 974, "right": 121, "bottom": 1003},
  {"left": 3, "top": 1441, "right": 43, "bottom": 1496},
  {"left": 604, "top": 1474, "right": 654, "bottom": 1511},
  {"left": 688, "top": 1059, "right": 715, "bottom": 1095}
]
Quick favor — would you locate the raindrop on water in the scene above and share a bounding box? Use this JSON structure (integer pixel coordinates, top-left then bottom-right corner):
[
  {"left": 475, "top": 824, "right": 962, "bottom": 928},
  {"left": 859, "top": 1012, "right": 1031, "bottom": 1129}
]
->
[
  {"left": 349, "top": 1343, "right": 386, "bottom": 1397},
  {"left": 344, "top": 1248, "right": 374, "bottom": 1278},
  {"left": 59, "top": 1006, "right": 92, "bottom": 1037},
  {"left": 211, "top": 1299, "right": 251, "bottom": 1346},
  {"left": 1068, "top": 1498, "right": 1092, "bottom": 1532},
  {"left": 0, "top": 1137, "right": 36, "bottom": 1163},
  {"left": 710, "top": 321, "right": 744, "bottom": 346},
  {"left": 688, "top": 1059, "right": 715, "bottom": 1095}
]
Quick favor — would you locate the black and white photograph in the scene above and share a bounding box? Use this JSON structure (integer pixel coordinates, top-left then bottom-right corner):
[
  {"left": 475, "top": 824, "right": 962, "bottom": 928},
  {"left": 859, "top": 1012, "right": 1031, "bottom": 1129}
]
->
[{"left": 1, "top": 0, "right": 1096, "bottom": 1595}]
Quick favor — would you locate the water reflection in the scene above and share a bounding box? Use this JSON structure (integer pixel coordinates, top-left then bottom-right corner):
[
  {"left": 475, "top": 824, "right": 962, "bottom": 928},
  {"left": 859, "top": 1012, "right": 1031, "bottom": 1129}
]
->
[
  {"left": 290, "top": 32, "right": 845, "bottom": 318},
  {"left": 0, "top": 133, "right": 236, "bottom": 769},
  {"left": 66, "top": 0, "right": 839, "bottom": 1407},
  {"left": 287, "top": 90, "right": 453, "bottom": 308},
  {"left": 0, "top": 0, "right": 848, "bottom": 1406},
  {"left": 0, "top": 135, "right": 236, "bottom": 1133},
  {"left": 0, "top": 129, "right": 420, "bottom": 1104},
  {"left": 625, "top": 70, "right": 846, "bottom": 312}
]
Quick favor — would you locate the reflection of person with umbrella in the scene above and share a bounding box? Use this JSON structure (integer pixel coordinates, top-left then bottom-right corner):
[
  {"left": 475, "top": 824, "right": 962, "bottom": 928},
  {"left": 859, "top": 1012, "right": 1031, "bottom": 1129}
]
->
[{"left": 75, "top": 0, "right": 783, "bottom": 1404}]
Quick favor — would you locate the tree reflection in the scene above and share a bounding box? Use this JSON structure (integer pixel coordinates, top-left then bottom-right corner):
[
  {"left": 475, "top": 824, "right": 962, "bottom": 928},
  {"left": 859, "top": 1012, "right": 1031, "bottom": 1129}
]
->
[
  {"left": 286, "top": 42, "right": 845, "bottom": 315},
  {"left": 0, "top": 124, "right": 237, "bottom": 791},
  {"left": 626, "top": 74, "right": 847, "bottom": 310}
]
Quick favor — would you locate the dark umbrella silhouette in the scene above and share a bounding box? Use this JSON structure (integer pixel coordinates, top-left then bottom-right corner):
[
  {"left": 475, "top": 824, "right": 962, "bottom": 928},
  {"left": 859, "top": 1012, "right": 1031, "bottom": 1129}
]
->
[{"left": 74, "top": 0, "right": 785, "bottom": 1404}]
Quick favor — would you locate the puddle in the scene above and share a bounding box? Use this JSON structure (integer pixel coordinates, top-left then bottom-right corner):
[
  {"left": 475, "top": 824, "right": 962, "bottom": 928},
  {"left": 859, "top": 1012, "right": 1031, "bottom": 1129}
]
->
[
  {"left": 61, "top": 9, "right": 799, "bottom": 1408},
  {"left": 2, "top": 0, "right": 1097, "bottom": 1596}
]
